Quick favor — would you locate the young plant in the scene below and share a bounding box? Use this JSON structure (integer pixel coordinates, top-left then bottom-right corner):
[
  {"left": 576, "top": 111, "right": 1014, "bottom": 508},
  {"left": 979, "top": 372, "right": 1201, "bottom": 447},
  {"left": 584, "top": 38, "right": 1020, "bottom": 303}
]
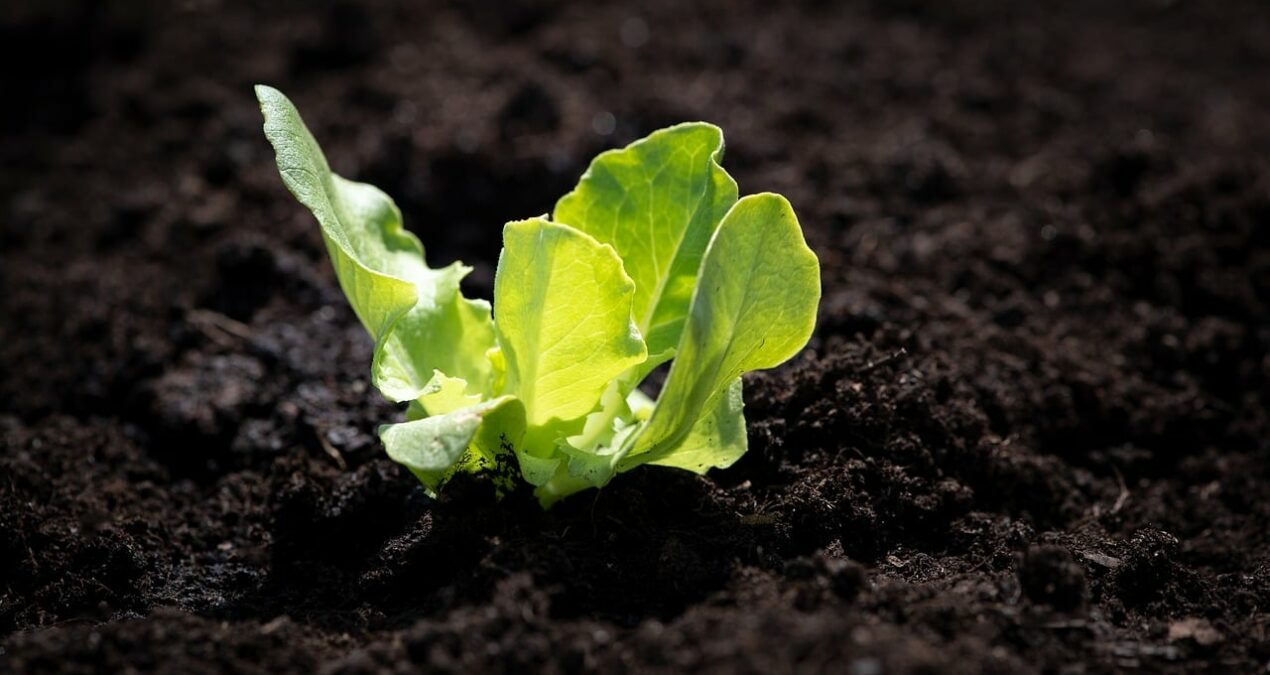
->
[{"left": 256, "top": 85, "right": 820, "bottom": 506}]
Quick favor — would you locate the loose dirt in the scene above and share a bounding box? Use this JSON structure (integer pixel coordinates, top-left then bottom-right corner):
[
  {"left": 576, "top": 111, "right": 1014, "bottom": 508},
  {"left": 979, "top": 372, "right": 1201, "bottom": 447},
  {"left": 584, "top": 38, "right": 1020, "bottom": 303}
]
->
[{"left": 2, "top": 1, "right": 1267, "bottom": 672}]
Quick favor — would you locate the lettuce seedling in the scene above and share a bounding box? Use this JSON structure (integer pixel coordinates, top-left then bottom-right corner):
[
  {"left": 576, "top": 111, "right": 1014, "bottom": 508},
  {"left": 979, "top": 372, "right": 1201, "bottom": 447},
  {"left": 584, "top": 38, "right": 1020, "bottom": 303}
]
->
[{"left": 256, "top": 85, "right": 820, "bottom": 506}]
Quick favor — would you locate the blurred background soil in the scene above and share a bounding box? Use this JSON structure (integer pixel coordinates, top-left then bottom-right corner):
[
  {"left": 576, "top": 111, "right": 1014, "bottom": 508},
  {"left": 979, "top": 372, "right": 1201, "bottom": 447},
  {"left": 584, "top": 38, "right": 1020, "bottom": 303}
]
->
[{"left": 1, "top": 1, "right": 1268, "bottom": 672}]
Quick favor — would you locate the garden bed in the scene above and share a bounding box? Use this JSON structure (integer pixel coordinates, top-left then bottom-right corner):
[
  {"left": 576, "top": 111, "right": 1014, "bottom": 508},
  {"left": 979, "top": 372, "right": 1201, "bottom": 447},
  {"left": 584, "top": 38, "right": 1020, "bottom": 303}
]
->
[{"left": 2, "top": 1, "right": 1267, "bottom": 672}]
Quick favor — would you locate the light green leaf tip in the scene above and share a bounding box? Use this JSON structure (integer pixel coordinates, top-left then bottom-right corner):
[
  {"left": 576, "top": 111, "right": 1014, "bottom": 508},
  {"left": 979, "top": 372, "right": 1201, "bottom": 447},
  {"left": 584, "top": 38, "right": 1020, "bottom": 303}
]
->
[
  {"left": 255, "top": 85, "right": 495, "bottom": 402},
  {"left": 627, "top": 193, "right": 820, "bottom": 466},
  {"left": 553, "top": 122, "right": 738, "bottom": 366}
]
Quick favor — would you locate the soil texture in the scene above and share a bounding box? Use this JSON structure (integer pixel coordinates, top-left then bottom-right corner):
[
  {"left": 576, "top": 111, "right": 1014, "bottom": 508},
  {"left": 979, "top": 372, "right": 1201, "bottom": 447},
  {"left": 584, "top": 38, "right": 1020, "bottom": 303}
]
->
[{"left": 2, "top": 1, "right": 1269, "bottom": 672}]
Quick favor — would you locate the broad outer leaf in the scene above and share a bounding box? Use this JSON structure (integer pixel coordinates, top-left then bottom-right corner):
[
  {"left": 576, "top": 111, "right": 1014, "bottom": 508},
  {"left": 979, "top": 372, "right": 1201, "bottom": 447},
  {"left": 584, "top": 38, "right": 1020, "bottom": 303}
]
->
[
  {"left": 553, "top": 123, "right": 738, "bottom": 361},
  {"left": 623, "top": 377, "right": 746, "bottom": 474},
  {"left": 256, "top": 85, "right": 495, "bottom": 402},
  {"left": 379, "top": 396, "right": 521, "bottom": 495},
  {"left": 494, "top": 218, "right": 647, "bottom": 433},
  {"left": 628, "top": 193, "right": 819, "bottom": 462}
]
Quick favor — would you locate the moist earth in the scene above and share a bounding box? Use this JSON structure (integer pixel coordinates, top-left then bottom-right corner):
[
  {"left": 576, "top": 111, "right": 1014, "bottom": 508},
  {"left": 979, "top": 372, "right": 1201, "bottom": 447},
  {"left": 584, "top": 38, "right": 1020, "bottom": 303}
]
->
[{"left": 2, "top": 1, "right": 1269, "bottom": 673}]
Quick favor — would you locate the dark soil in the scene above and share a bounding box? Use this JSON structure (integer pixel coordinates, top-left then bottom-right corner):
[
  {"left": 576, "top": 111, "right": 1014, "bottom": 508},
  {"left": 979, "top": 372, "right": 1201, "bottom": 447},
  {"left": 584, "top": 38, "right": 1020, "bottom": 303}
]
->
[{"left": 3, "top": 1, "right": 1268, "bottom": 672}]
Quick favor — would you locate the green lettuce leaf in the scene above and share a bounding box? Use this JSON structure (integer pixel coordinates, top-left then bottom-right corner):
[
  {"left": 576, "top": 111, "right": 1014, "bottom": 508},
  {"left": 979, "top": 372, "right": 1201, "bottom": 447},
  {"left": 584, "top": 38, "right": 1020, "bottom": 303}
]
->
[
  {"left": 380, "top": 396, "right": 523, "bottom": 496},
  {"left": 626, "top": 193, "right": 820, "bottom": 466},
  {"left": 553, "top": 123, "right": 738, "bottom": 365},
  {"left": 260, "top": 85, "right": 822, "bottom": 506},
  {"left": 416, "top": 371, "right": 482, "bottom": 416},
  {"left": 493, "top": 217, "right": 648, "bottom": 482},
  {"left": 256, "top": 85, "right": 495, "bottom": 402},
  {"left": 623, "top": 377, "right": 746, "bottom": 474}
]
